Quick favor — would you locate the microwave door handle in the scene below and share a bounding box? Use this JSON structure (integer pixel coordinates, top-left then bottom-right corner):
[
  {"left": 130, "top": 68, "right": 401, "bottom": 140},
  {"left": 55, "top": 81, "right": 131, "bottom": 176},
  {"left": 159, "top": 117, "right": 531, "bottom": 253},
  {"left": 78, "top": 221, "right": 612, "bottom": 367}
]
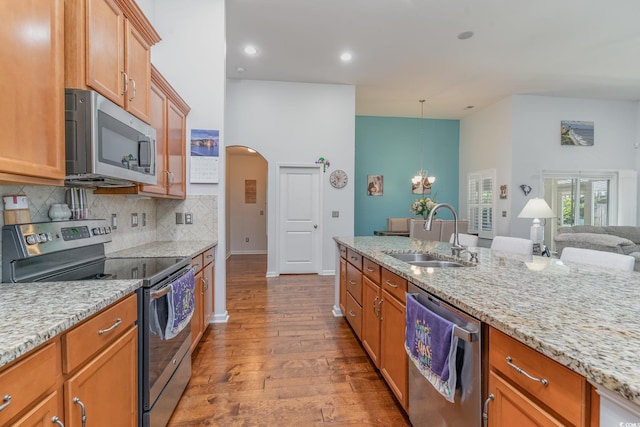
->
[{"left": 138, "top": 137, "right": 153, "bottom": 169}]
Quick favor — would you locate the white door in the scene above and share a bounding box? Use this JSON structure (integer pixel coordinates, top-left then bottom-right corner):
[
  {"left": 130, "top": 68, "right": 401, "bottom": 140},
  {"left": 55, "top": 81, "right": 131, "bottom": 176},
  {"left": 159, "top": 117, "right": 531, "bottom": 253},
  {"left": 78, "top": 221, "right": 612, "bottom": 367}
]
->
[{"left": 278, "top": 166, "right": 321, "bottom": 274}]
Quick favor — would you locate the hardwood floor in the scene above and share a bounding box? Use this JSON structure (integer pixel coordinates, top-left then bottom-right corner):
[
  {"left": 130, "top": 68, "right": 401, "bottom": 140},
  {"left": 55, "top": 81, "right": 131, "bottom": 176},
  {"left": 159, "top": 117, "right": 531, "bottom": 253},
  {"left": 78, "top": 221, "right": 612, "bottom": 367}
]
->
[{"left": 168, "top": 254, "right": 411, "bottom": 426}]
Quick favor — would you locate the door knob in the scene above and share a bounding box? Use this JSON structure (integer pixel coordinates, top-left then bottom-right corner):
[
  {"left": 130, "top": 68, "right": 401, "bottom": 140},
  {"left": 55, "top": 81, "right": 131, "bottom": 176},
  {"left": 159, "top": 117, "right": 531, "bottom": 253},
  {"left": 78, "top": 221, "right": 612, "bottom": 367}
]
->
[{"left": 314, "top": 225, "right": 318, "bottom": 229}]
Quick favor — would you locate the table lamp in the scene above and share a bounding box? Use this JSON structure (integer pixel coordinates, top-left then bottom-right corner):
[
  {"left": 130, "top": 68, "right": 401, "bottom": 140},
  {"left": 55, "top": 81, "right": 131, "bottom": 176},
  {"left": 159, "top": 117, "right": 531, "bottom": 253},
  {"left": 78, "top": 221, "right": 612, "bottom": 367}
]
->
[{"left": 518, "top": 198, "right": 555, "bottom": 255}]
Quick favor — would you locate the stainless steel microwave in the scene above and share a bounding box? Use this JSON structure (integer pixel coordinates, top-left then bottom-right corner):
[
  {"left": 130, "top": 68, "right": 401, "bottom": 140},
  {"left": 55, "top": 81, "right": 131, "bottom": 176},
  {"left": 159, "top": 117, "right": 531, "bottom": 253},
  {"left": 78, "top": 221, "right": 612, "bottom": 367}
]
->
[{"left": 64, "top": 89, "right": 156, "bottom": 187}]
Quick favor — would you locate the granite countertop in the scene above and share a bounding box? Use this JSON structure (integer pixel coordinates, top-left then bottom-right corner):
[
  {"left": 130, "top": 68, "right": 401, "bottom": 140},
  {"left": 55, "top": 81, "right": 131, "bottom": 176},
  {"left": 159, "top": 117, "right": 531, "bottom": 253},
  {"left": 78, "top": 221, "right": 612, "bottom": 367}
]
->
[
  {"left": 108, "top": 239, "right": 217, "bottom": 259},
  {"left": 0, "top": 239, "right": 217, "bottom": 369},
  {"left": 334, "top": 236, "right": 640, "bottom": 407}
]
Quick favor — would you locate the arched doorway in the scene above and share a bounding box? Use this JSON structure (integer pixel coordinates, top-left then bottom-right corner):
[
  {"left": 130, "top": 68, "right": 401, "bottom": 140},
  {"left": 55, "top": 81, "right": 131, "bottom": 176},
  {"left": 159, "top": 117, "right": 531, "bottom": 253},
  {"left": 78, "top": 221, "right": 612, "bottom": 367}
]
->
[{"left": 225, "top": 146, "right": 268, "bottom": 256}]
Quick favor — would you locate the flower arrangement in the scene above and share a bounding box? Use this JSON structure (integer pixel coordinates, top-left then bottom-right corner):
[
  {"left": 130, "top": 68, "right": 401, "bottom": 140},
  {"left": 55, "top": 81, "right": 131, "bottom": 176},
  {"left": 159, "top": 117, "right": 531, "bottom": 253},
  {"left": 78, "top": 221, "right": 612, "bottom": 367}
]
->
[{"left": 410, "top": 197, "right": 437, "bottom": 219}]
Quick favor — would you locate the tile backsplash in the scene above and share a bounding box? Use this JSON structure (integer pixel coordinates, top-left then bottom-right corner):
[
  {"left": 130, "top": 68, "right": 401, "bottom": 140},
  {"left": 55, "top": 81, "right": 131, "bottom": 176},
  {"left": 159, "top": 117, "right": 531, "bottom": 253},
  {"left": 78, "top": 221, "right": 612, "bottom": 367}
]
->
[{"left": 0, "top": 185, "right": 217, "bottom": 279}]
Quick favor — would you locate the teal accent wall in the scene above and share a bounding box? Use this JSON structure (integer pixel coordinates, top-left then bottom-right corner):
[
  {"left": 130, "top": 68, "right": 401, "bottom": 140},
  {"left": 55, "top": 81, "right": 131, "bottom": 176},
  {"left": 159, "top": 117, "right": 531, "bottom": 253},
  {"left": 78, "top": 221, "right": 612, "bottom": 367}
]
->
[{"left": 355, "top": 116, "right": 460, "bottom": 236}]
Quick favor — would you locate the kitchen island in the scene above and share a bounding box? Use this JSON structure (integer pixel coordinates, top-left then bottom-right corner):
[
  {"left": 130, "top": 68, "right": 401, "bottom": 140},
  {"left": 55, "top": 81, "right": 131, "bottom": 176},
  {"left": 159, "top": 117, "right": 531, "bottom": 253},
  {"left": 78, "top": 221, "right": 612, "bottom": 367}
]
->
[{"left": 334, "top": 236, "right": 640, "bottom": 418}]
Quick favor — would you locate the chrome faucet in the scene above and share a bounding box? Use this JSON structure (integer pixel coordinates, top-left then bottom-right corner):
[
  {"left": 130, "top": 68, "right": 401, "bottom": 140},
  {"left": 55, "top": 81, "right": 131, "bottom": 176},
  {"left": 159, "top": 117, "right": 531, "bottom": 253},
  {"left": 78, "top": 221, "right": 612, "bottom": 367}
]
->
[{"left": 424, "top": 203, "right": 468, "bottom": 258}]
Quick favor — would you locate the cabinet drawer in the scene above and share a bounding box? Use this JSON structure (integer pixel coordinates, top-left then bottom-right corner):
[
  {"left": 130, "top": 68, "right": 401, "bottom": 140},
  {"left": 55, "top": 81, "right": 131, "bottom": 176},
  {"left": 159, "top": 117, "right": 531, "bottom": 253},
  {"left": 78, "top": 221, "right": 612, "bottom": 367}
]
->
[
  {"left": 203, "top": 247, "right": 216, "bottom": 266},
  {"left": 381, "top": 268, "right": 407, "bottom": 304},
  {"left": 62, "top": 294, "right": 137, "bottom": 374},
  {"left": 191, "top": 253, "right": 204, "bottom": 273},
  {"left": 489, "top": 328, "right": 586, "bottom": 426},
  {"left": 338, "top": 244, "right": 347, "bottom": 259},
  {"left": 346, "top": 262, "right": 363, "bottom": 305},
  {"left": 346, "top": 292, "right": 362, "bottom": 339},
  {"left": 346, "top": 248, "right": 362, "bottom": 270},
  {"left": 362, "top": 257, "right": 380, "bottom": 283},
  {"left": 0, "top": 342, "right": 59, "bottom": 425}
]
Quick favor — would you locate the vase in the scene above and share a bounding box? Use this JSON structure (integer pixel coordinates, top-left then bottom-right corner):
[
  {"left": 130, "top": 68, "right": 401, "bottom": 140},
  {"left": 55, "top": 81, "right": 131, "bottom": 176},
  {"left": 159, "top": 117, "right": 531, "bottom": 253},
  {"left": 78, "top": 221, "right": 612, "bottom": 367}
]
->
[{"left": 49, "top": 203, "right": 72, "bottom": 221}]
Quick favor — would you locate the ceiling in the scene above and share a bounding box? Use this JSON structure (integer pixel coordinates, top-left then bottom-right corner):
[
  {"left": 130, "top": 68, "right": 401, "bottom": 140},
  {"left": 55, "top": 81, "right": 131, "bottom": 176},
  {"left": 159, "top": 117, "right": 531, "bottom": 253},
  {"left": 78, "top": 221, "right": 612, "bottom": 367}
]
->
[{"left": 226, "top": 0, "right": 640, "bottom": 119}]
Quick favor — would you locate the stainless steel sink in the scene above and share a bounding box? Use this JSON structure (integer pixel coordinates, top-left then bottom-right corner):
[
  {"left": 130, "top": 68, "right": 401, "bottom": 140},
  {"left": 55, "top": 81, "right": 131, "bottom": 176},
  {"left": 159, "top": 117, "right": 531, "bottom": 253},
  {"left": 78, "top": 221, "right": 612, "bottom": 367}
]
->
[
  {"left": 387, "top": 253, "right": 439, "bottom": 262},
  {"left": 387, "top": 252, "right": 470, "bottom": 268},
  {"left": 409, "top": 260, "right": 466, "bottom": 268}
]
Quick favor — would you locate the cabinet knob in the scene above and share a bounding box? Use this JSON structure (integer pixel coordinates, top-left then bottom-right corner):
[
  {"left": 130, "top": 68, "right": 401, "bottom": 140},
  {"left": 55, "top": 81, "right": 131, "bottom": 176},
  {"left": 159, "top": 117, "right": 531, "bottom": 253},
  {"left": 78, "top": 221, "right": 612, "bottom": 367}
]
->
[{"left": 0, "top": 394, "right": 11, "bottom": 411}]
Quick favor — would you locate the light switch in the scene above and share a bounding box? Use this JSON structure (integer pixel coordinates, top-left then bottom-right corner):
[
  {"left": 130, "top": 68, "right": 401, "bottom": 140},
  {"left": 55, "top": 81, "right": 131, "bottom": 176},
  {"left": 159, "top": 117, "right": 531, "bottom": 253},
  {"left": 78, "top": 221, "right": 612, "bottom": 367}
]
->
[
  {"left": 502, "top": 211, "right": 507, "bottom": 217},
  {"left": 332, "top": 211, "right": 339, "bottom": 218}
]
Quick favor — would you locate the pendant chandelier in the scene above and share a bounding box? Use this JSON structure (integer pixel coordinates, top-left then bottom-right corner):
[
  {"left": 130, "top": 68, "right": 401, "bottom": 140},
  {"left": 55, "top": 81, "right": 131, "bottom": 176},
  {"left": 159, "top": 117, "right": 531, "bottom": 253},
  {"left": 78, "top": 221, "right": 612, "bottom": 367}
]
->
[{"left": 412, "top": 99, "right": 436, "bottom": 186}]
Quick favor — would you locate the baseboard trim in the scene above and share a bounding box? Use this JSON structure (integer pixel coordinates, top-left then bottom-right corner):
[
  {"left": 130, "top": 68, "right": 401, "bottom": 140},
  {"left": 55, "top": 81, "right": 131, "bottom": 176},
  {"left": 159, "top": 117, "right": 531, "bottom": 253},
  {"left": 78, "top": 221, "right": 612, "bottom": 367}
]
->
[
  {"left": 320, "top": 269, "right": 335, "bottom": 276},
  {"left": 266, "top": 271, "right": 278, "bottom": 278},
  {"left": 211, "top": 311, "right": 229, "bottom": 323},
  {"left": 229, "top": 250, "right": 268, "bottom": 255},
  {"left": 332, "top": 305, "right": 344, "bottom": 317}
]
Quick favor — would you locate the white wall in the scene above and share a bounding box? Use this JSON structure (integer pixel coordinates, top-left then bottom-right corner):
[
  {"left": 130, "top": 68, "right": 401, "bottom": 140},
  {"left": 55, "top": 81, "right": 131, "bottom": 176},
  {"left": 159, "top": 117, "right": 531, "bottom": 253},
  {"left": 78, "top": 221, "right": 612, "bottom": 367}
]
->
[
  {"left": 460, "top": 94, "right": 640, "bottom": 240},
  {"left": 142, "top": 0, "right": 228, "bottom": 322},
  {"left": 227, "top": 151, "right": 268, "bottom": 254},
  {"left": 510, "top": 95, "right": 638, "bottom": 238},
  {"left": 459, "top": 97, "right": 514, "bottom": 237},
  {"left": 225, "top": 79, "right": 355, "bottom": 276}
]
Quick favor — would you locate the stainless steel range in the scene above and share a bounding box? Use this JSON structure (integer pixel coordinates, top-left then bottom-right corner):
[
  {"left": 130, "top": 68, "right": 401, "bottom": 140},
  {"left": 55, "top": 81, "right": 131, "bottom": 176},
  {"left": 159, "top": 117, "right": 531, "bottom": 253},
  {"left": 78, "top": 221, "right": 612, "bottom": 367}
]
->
[{"left": 2, "top": 219, "right": 194, "bottom": 427}]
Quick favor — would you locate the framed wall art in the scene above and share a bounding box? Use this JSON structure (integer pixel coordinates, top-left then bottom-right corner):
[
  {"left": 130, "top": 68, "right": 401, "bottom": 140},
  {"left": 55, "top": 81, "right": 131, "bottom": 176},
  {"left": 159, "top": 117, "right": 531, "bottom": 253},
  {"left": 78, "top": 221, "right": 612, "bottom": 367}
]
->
[
  {"left": 561, "top": 121, "right": 594, "bottom": 146},
  {"left": 367, "top": 175, "right": 383, "bottom": 196}
]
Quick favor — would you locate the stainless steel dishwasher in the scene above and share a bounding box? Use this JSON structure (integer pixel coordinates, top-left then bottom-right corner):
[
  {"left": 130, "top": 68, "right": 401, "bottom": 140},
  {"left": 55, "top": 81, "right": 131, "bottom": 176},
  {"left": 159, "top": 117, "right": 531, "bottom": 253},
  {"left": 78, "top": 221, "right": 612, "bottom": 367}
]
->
[{"left": 407, "top": 283, "right": 483, "bottom": 427}]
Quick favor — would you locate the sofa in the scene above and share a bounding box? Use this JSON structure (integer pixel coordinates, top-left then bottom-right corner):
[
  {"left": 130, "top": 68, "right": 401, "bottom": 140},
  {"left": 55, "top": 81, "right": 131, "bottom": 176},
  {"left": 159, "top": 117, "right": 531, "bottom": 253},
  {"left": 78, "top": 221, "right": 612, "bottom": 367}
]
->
[{"left": 554, "top": 225, "right": 640, "bottom": 271}]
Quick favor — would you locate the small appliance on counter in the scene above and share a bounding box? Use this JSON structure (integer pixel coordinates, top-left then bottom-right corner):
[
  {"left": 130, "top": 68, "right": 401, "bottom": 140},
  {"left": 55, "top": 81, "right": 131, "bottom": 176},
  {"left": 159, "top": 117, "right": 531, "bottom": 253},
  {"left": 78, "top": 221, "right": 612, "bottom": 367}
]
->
[{"left": 3, "top": 194, "right": 31, "bottom": 225}]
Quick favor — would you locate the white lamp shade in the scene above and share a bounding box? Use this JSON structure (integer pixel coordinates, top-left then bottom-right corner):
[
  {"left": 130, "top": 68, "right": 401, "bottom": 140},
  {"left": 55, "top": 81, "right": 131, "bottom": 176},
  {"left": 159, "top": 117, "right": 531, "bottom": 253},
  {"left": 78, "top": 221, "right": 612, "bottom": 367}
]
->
[{"left": 517, "top": 198, "right": 555, "bottom": 219}]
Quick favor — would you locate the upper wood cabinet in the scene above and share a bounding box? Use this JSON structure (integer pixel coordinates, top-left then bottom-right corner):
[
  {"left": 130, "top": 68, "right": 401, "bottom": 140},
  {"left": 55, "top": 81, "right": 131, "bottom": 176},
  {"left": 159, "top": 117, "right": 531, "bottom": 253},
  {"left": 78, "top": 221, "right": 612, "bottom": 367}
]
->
[
  {"left": 65, "top": 0, "right": 161, "bottom": 123},
  {"left": 0, "top": 0, "right": 65, "bottom": 186}
]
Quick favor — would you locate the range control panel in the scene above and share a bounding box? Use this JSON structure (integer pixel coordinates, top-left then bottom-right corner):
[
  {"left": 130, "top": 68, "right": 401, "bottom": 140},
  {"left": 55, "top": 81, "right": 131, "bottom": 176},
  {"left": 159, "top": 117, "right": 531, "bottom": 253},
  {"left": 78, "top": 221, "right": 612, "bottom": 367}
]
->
[{"left": 3, "top": 219, "right": 113, "bottom": 258}]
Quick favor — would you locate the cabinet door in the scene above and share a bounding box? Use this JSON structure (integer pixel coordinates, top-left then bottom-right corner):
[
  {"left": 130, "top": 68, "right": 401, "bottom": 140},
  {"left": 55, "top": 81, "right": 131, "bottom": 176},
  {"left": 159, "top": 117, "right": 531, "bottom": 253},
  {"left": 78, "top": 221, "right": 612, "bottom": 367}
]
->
[
  {"left": 124, "top": 19, "right": 151, "bottom": 122},
  {"left": 64, "top": 327, "right": 137, "bottom": 427},
  {"left": 339, "top": 258, "right": 347, "bottom": 315},
  {"left": 190, "top": 269, "right": 204, "bottom": 352},
  {"left": 0, "top": 0, "right": 65, "bottom": 184},
  {"left": 380, "top": 290, "right": 408, "bottom": 410},
  {"left": 361, "top": 276, "right": 381, "bottom": 368},
  {"left": 10, "top": 391, "right": 62, "bottom": 427},
  {"left": 488, "top": 371, "right": 564, "bottom": 427},
  {"left": 86, "top": 0, "right": 125, "bottom": 106},
  {"left": 167, "top": 99, "right": 186, "bottom": 198},
  {"left": 203, "top": 262, "right": 215, "bottom": 325},
  {"left": 140, "top": 79, "right": 168, "bottom": 194}
]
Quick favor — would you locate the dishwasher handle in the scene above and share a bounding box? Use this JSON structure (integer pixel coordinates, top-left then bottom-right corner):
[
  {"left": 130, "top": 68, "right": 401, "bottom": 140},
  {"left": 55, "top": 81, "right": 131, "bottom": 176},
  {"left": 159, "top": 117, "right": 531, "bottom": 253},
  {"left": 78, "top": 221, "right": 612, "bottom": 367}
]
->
[{"left": 409, "top": 292, "right": 477, "bottom": 343}]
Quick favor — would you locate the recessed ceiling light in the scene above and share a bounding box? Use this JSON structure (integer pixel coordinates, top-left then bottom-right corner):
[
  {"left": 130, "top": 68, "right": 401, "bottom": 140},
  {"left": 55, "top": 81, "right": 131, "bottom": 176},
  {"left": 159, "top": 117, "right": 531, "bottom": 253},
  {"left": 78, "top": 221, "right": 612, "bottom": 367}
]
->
[
  {"left": 457, "top": 31, "right": 474, "bottom": 40},
  {"left": 244, "top": 45, "right": 258, "bottom": 55},
  {"left": 236, "top": 67, "right": 245, "bottom": 73},
  {"left": 464, "top": 105, "right": 475, "bottom": 110},
  {"left": 340, "top": 52, "right": 352, "bottom": 62}
]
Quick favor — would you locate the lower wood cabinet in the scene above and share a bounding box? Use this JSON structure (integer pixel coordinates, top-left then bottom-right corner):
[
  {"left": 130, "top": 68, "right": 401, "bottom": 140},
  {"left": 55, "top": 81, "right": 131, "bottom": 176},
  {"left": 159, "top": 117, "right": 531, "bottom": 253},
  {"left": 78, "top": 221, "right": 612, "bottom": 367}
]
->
[
  {"left": 486, "top": 327, "right": 592, "bottom": 427},
  {"left": 379, "top": 288, "right": 408, "bottom": 410},
  {"left": 64, "top": 327, "right": 138, "bottom": 426},
  {"left": 191, "top": 247, "right": 216, "bottom": 352},
  {"left": 339, "top": 257, "right": 347, "bottom": 315},
  {"left": 0, "top": 294, "right": 138, "bottom": 426},
  {"left": 361, "top": 275, "right": 381, "bottom": 368}
]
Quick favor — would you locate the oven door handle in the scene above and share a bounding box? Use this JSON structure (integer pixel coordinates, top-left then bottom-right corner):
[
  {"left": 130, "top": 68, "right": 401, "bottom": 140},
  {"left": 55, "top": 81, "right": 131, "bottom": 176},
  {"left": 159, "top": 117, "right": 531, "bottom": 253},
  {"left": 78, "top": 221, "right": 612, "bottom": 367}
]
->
[{"left": 150, "top": 285, "right": 172, "bottom": 299}]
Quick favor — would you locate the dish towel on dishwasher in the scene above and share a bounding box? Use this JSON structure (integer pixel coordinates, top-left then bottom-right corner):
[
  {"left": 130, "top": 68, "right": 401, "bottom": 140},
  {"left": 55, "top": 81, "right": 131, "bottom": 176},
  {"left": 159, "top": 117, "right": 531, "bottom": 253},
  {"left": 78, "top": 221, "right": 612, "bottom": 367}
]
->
[
  {"left": 165, "top": 268, "right": 196, "bottom": 340},
  {"left": 405, "top": 293, "right": 459, "bottom": 403}
]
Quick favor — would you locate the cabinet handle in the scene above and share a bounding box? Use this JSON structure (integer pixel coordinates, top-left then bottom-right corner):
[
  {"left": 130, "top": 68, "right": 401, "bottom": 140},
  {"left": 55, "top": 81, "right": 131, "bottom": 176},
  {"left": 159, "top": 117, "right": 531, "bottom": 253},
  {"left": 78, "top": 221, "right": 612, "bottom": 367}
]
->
[
  {"left": 121, "top": 70, "right": 129, "bottom": 95},
  {"left": 0, "top": 394, "right": 11, "bottom": 411},
  {"left": 98, "top": 318, "right": 122, "bottom": 335},
  {"left": 373, "top": 296, "right": 379, "bottom": 316},
  {"left": 192, "top": 263, "right": 201, "bottom": 271},
  {"left": 348, "top": 310, "right": 356, "bottom": 317},
  {"left": 206, "top": 253, "right": 214, "bottom": 259},
  {"left": 505, "top": 356, "right": 549, "bottom": 386},
  {"left": 385, "top": 279, "right": 398, "bottom": 288},
  {"left": 365, "top": 267, "right": 374, "bottom": 272},
  {"left": 378, "top": 300, "right": 384, "bottom": 320},
  {"left": 73, "top": 397, "right": 87, "bottom": 427},
  {"left": 348, "top": 280, "right": 356, "bottom": 286},
  {"left": 129, "top": 77, "right": 137, "bottom": 101},
  {"left": 482, "top": 393, "right": 494, "bottom": 427},
  {"left": 202, "top": 277, "right": 208, "bottom": 293},
  {"left": 168, "top": 171, "right": 175, "bottom": 185},
  {"left": 52, "top": 416, "right": 65, "bottom": 426},
  {"left": 350, "top": 256, "right": 358, "bottom": 261}
]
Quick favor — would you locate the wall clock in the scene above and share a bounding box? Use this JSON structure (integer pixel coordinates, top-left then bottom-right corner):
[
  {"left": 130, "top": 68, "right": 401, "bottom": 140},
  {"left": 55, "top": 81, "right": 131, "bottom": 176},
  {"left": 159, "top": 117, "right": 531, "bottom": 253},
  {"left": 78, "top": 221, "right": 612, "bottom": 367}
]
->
[{"left": 329, "top": 169, "right": 348, "bottom": 189}]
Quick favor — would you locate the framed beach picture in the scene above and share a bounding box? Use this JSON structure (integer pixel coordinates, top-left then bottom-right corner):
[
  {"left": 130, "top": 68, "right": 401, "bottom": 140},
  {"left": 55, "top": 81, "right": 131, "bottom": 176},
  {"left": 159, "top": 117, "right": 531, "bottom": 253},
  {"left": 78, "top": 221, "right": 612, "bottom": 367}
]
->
[
  {"left": 561, "top": 121, "right": 594, "bottom": 146},
  {"left": 367, "top": 175, "right": 383, "bottom": 196}
]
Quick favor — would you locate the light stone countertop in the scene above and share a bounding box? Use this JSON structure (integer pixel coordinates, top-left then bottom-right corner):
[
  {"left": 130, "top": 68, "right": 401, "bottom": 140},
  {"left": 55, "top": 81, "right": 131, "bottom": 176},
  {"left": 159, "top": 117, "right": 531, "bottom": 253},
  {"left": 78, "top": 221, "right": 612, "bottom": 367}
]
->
[
  {"left": 334, "top": 236, "right": 640, "bottom": 407},
  {"left": 0, "top": 239, "right": 217, "bottom": 369},
  {"left": 108, "top": 239, "right": 217, "bottom": 259}
]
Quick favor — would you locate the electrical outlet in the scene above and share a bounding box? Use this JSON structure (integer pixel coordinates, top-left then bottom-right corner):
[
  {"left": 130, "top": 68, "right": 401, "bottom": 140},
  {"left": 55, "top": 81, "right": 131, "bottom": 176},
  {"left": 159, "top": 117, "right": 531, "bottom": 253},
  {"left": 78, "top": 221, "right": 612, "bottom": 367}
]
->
[
  {"left": 185, "top": 213, "right": 193, "bottom": 224},
  {"left": 131, "top": 213, "right": 138, "bottom": 227},
  {"left": 502, "top": 211, "right": 507, "bottom": 217},
  {"left": 260, "top": 210, "right": 264, "bottom": 216},
  {"left": 332, "top": 211, "right": 339, "bottom": 218},
  {"left": 245, "top": 237, "right": 249, "bottom": 242},
  {"left": 176, "top": 213, "right": 184, "bottom": 224},
  {"left": 142, "top": 212, "right": 147, "bottom": 226},
  {"left": 111, "top": 213, "right": 117, "bottom": 230}
]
